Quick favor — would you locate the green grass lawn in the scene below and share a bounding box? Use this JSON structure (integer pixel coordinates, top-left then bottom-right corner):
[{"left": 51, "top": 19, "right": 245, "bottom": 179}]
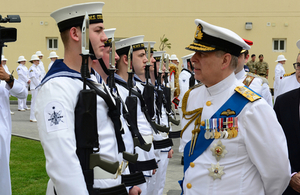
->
[
  {"left": 10, "top": 136, "right": 48, "bottom": 195},
  {"left": 10, "top": 94, "right": 32, "bottom": 101}
]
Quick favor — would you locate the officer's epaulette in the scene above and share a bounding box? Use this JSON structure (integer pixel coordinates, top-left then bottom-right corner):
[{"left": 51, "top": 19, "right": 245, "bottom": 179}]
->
[
  {"left": 17, "top": 68, "right": 20, "bottom": 70},
  {"left": 235, "top": 86, "right": 261, "bottom": 102},
  {"left": 283, "top": 72, "right": 295, "bottom": 77},
  {"left": 245, "top": 72, "right": 269, "bottom": 85}
]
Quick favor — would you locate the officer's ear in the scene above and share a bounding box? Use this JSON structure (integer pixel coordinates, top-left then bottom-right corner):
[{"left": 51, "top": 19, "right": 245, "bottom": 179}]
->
[{"left": 220, "top": 53, "right": 231, "bottom": 70}]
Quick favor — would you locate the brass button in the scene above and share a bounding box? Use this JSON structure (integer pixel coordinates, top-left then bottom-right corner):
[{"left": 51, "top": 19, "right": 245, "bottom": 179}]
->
[
  {"left": 190, "top": 162, "right": 195, "bottom": 168},
  {"left": 206, "top": 101, "right": 212, "bottom": 106},
  {"left": 187, "top": 183, "right": 192, "bottom": 189}
]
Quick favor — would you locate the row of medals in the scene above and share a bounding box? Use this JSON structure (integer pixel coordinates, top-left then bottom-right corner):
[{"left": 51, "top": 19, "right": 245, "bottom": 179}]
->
[{"left": 204, "top": 126, "right": 238, "bottom": 140}]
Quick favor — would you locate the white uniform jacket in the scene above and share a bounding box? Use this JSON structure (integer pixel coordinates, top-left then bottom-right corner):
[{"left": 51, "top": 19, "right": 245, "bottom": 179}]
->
[
  {"left": 0, "top": 80, "right": 27, "bottom": 195},
  {"left": 235, "top": 69, "right": 272, "bottom": 106},
  {"left": 116, "top": 74, "right": 156, "bottom": 176},
  {"left": 273, "top": 63, "right": 285, "bottom": 99},
  {"left": 181, "top": 73, "right": 290, "bottom": 195},
  {"left": 178, "top": 69, "right": 192, "bottom": 108},
  {"left": 276, "top": 73, "right": 300, "bottom": 102},
  {"left": 29, "top": 65, "right": 41, "bottom": 90},
  {"left": 3, "top": 64, "right": 10, "bottom": 74},
  {"left": 16, "top": 64, "right": 30, "bottom": 87},
  {"left": 35, "top": 60, "right": 121, "bottom": 195},
  {"left": 38, "top": 61, "right": 46, "bottom": 79}
]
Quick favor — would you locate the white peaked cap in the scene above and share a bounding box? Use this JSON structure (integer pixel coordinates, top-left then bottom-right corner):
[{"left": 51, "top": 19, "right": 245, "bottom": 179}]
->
[
  {"left": 186, "top": 19, "right": 251, "bottom": 56},
  {"left": 48, "top": 51, "right": 59, "bottom": 58},
  {"left": 17, "top": 56, "right": 27, "bottom": 62}
]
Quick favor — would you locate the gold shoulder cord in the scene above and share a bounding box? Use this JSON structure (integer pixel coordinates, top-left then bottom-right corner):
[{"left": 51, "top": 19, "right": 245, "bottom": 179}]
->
[{"left": 180, "top": 87, "right": 203, "bottom": 138}]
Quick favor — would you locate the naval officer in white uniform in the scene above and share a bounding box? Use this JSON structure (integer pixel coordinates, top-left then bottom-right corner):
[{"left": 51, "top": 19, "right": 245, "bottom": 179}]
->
[{"left": 180, "top": 19, "right": 290, "bottom": 195}]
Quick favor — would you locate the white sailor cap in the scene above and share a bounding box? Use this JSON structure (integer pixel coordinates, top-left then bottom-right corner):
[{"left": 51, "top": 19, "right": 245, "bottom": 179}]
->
[
  {"left": 104, "top": 28, "right": 116, "bottom": 47},
  {"left": 181, "top": 53, "right": 195, "bottom": 69},
  {"left": 153, "top": 51, "right": 166, "bottom": 61},
  {"left": 143, "top": 41, "right": 156, "bottom": 53},
  {"left": 186, "top": 19, "right": 251, "bottom": 57},
  {"left": 115, "top": 35, "right": 145, "bottom": 56},
  {"left": 50, "top": 2, "right": 104, "bottom": 32},
  {"left": 164, "top": 53, "right": 170, "bottom": 59}
]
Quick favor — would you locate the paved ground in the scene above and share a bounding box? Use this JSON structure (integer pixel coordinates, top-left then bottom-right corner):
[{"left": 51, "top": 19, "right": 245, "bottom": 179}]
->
[{"left": 10, "top": 103, "right": 183, "bottom": 195}]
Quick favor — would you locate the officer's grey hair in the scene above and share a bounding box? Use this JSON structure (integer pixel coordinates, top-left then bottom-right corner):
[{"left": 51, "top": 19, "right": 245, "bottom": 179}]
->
[{"left": 215, "top": 50, "right": 238, "bottom": 70}]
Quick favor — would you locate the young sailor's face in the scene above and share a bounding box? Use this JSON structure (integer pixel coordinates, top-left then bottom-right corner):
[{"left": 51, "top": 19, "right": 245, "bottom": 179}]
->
[
  {"left": 149, "top": 53, "right": 156, "bottom": 72},
  {"left": 132, "top": 50, "right": 147, "bottom": 77},
  {"left": 89, "top": 23, "right": 108, "bottom": 59},
  {"left": 102, "top": 46, "right": 119, "bottom": 68}
]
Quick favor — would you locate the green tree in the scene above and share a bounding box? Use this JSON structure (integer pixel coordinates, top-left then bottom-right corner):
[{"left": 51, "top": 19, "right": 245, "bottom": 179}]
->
[{"left": 159, "top": 34, "right": 171, "bottom": 51}]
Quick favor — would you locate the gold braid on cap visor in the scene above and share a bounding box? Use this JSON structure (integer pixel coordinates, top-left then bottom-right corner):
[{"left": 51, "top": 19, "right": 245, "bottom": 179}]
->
[{"left": 186, "top": 42, "right": 216, "bottom": 51}]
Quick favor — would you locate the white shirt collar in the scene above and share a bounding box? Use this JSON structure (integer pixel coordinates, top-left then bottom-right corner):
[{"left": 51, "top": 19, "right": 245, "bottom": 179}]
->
[
  {"left": 235, "top": 68, "right": 246, "bottom": 80},
  {"left": 206, "top": 72, "right": 236, "bottom": 96}
]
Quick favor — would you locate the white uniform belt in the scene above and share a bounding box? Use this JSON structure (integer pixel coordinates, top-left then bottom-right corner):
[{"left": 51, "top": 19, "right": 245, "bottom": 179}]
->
[
  {"left": 94, "top": 161, "right": 128, "bottom": 180},
  {"left": 142, "top": 135, "right": 153, "bottom": 144}
]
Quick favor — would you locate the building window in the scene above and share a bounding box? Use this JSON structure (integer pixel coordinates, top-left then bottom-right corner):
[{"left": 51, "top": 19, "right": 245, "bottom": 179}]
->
[
  {"left": 273, "top": 39, "right": 286, "bottom": 52},
  {"left": 47, "top": 38, "right": 58, "bottom": 50}
]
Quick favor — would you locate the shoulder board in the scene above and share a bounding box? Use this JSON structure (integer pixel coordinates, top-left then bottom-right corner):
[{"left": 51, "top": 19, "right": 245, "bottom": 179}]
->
[
  {"left": 17, "top": 68, "right": 20, "bottom": 70},
  {"left": 235, "top": 86, "right": 261, "bottom": 102},
  {"left": 246, "top": 72, "right": 269, "bottom": 85},
  {"left": 30, "top": 69, "right": 33, "bottom": 72},
  {"left": 283, "top": 72, "right": 295, "bottom": 77},
  {"left": 242, "top": 75, "right": 255, "bottom": 87}
]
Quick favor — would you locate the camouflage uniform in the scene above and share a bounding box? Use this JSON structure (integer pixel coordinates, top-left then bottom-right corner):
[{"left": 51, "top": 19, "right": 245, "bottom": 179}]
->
[
  {"left": 255, "top": 61, "right": 269, "bottom": 78},
  {"left": 246, "top": 60, "right": 256, "bottom": 73}
]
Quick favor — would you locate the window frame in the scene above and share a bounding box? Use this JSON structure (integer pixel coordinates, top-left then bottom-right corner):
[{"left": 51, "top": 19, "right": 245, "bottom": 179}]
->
[
  {"left": 47, "top": 37, "right": 58, "bottom": 50},
  {"left": 272, "top": 38, "right": 286, "bottom": 52}
]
